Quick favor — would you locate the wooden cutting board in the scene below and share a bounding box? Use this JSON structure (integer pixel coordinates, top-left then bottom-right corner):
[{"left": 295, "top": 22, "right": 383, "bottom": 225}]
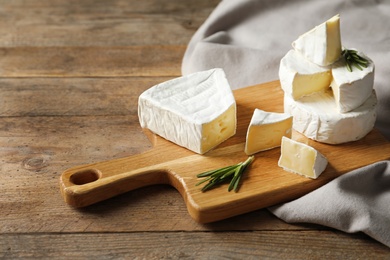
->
[{"left": 60, "top": 80, "right": 390, "bottom": 223}]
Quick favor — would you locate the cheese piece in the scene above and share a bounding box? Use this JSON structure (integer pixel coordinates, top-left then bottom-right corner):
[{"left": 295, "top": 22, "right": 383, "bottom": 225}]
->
[
  {"left": 292, "top": 14, "right": 342, "bottom": 66},
  {"left": 278, "top": 136, "right": 328, "bottom": 179},
  {"left": 284, "top": 89, "right": 377, "bottom": 144},
  {"left": 138, "top": 68, "right": 236, "bottom": 154},
  {"left": 331, "top": 51, "right": 375, "bottom": 113},
  {"left": 279, "top": 49, "right": 332, "bottom": 100},
  {"left": 245, "top": 109, "right": 292, "bottom": 155}
]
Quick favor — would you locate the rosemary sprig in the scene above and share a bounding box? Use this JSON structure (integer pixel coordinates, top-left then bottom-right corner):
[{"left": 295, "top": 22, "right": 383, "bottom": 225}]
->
[
  {"left": 341, "top": 49, "right": 369, "bottom": 72},
  {"left": 195, "top": 156, "right": 254, "bottom": 192}
]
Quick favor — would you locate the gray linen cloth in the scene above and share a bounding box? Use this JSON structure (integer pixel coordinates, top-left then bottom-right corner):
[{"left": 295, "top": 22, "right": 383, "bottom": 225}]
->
[{"left": 182, "top": 0, "right": 390, "bottom": 247}]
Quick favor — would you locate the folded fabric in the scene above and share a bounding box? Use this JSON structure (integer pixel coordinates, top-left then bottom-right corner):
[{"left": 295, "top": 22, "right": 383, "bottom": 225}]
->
[
  {"left": 182, "top": 0, "right": 390, "bottom": 140},
  {"left": 182, "top": 0, "right": 390, "bottom": 247},
  {"left": 269, "top": 161, "right": 390, "bottom": 247}
]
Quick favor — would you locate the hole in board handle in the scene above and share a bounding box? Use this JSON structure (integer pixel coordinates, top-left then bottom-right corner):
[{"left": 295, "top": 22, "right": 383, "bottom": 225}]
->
[{"left": 69, "top": 169, "right": 101, "bottom": 185}]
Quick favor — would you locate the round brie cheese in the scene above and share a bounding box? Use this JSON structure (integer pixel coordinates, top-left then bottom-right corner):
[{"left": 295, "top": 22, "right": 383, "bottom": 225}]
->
[{"left": 284, "top": 89, "right": 377, "bottom": 144}]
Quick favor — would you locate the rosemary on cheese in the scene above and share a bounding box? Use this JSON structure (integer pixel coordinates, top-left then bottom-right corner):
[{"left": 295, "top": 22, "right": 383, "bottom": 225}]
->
[
  {"left": 195, "top": 156, "right": 254, "bottom": 192},
  {"left": 341, "top": 49, "right": 369, "bottom": 72}
]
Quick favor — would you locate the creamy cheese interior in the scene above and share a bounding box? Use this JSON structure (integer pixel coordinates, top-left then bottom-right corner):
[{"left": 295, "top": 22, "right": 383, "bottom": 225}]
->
[
  {"left": 279, "top": 50, "right": 332, "bottom": 100},
  {"left": 245, "top": 109, "right": 292, "bottom": 155},
  {"left": 325, "top": 15, "right": 342, "bottom": 65},
  {"left": 293, "top": 72, "right": 332, "bottom": 100},
  {"left": 278, "top": 137, "right": 327, "bottom": 179},
  {"left": 201, "top": 104, "right": 236, "bottom": 154}
]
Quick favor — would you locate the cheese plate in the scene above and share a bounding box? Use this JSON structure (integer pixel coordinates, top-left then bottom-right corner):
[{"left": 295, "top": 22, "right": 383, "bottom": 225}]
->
[{"left": 60, "top": 80, "right": 390, "bottom": 223}]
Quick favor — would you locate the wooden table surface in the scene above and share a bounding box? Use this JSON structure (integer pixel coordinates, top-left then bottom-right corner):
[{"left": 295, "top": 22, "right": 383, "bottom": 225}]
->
[{"left": 1, "top": 1, "right": 389, "bottom": 258}]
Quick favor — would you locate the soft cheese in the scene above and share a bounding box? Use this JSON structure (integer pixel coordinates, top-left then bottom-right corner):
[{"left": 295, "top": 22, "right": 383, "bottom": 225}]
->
[
  {"left": 331, "top": 51, "right": 375, "bottom": 113},
  {"left": 278, "top": 136, "right": 328, "bottom": 179},
  {"left": 138, "top": 68, "right": 236, "bottom": 154},
  {"left": 244, "top": 109, "right": 292, "bottom": 155},
  {"left": 279, "top": 49, "right": 332, "bottom": 100},
  {"left": 284, "top": 89, "right": 377, "bottom": 144},
  {"left": 292, "top": 14, "right": 342, "bottom": 66}
]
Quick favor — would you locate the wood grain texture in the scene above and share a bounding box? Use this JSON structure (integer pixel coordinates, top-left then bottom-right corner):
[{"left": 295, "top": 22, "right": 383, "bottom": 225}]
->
[
  {"left": 1, "top": 231, "right": 389, "bottom": 259},
  {"left": 0, "top": 77, "right": 174, "bottom": 116},
  {"left": 0, "top": 46, "right": 184, "bottom": 77},
  {"left": 1, "top": 0, "right": 389, "bottom": 257},
  {"left": 0, "top": 0, "right": 219, "bottom": 46},
  {"left": 59, "top": 81, "right": 390, "bottom": 223}
]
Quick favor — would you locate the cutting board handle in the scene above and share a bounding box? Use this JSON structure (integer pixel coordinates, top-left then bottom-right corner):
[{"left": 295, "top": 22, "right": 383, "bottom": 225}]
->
[{"left": 59, "top": 150, "right": 183, "bottom": 208}]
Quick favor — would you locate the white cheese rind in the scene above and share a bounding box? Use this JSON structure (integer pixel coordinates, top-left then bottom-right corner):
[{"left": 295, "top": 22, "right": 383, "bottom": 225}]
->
[
  {"left": 278, "top": 136, "right": 328, "bottom": 179},
  {"left": 284, "top": 89, "right": 377, "bottom": 144},
  {"left": 138, "top": 68, "right": 236, "bottom": 154},
  {"left": 292, "top": 14, "right": 342, "bottom": 66},
  {"left": 244, "top": 109, "right": 292, "bottom": 155},
  {"left": 279, "top": 49, "right": 332, "bottom": 100},
  {"left": 331, "top": 52, "right": 375, "bottom": 113}
]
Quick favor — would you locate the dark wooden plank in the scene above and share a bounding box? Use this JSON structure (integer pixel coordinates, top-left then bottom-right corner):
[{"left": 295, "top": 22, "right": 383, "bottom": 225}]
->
[
  {"left": 0, "top": 46, "right": 184, "bottom": 77},
  {"left": 0, "top": 77, "right": 175, "bottom": 117},
  {"left": 0, "top": 0, "right": 219, "bottom": 46},
  {"left": 0, "top": 115, "right": 148, "bottom": 167},
  {"left": 1, "top": 231, "right": 388, "bottom": 259},
  {"left": 0, "top": 0, "right": 218, "bottom": 10}
]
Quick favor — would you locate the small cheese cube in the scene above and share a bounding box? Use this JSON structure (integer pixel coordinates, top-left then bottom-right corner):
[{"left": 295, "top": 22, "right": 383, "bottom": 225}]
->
[
  {"left": 245, "top": 109, "right": 292, "bottom": 155},
  {"left": 278, "top": 137, "right": 327, "bottom": 179}
]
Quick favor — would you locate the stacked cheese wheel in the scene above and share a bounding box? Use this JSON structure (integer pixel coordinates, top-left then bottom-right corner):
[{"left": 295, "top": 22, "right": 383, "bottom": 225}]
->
[{"left": 279, "top": 14, "right": 377, "bottom": 144}]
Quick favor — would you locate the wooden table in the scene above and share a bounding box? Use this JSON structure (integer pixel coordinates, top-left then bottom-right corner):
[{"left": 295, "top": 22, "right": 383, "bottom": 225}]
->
[{"left": 1, "top": 1, "right": 389, "bottom": 258}]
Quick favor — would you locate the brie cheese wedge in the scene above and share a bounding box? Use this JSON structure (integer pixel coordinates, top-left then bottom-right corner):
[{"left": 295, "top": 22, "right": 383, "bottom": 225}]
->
[
  {"left": 279, "top": 49, "right": 332, "bottom": 100},
  {"left": 284, "top": 89, "right": 377, "bottom": 144},
  {"left": 244, "top": 109, "right": 292, "bottom": 155},
  {"left": 292, "top": 14, "right": 342, "bottom": 66},
  {"left": 331, "top": 52, "right": 375, "bottom": 113},
  {"left": 138, "top": 68, "right": 236, "bottom": 154},
  {"left": 278, "top": 136, "right": 328, "bottom": 179}
]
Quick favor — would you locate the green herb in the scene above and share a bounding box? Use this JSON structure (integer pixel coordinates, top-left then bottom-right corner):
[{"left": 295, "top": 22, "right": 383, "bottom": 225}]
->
[
  {"left": 195, "top": 156, "right": 254, "bottom": 192},
  {"left": 341, "top": 49, "right": 369, "bottom": 72}
]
